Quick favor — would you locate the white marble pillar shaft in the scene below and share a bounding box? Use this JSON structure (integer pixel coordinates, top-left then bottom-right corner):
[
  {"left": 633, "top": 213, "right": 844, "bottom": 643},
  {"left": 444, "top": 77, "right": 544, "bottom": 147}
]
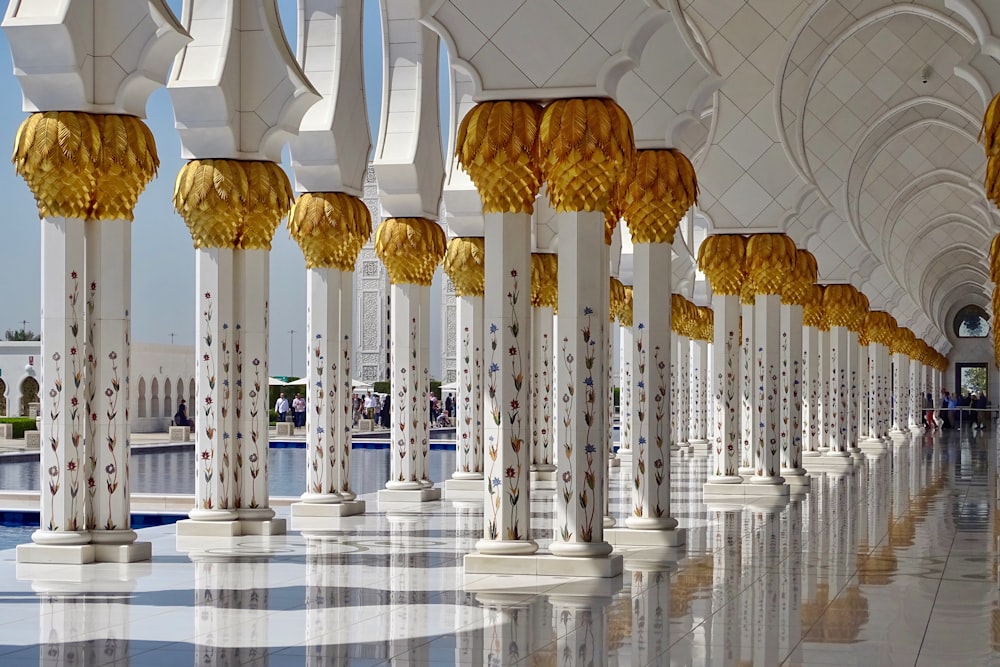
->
[
  {"left": 858, "top": 340, "right": 870, "bottom": 442},
  {"left": 827, "top": 326, "right": 850, "bottom": 457},
  {"left": 891, "top": 353, "right": 907, "bottom": 434},
  {"left": 818, "top": 329, "right": 832, "bottom": 452},
  {"left": 779, "top": 303, "right": 805, "bottom": 477},
  {"left": 618, "top": 324, "right": 634, "bottom": 459},
  {"left": 677, "top": 334, "right": 691, "bottom": 448},
  {"left": 387, "top": 283, "right": 421, "bottom": 489},
  {"left": 690, "top": 338, "right": 709, "bottom": 446},
  {"left": 417, "top": 284, "right": 432, "bottom": 485},
  {"left": 802, "top": 324, "right": 820, "bottom": 456},
  {"left": 479, "top": 212, "right": 535, "bottom": 552},
  {"left": 866, "top": 342, "right": 881, "bottom": 442},
  {"left": 531, "top": 305, "right": 555, "bottom": 471},
  {"left": 234, "top": 249, "right": 272, "bottom": 517},
  {"left": 846, "top": 330, "right": 861, "bottom": 452},
  {"left": 908, "top": 360, "right": 920, "bottom": 430},
  {"left": 751, "top": 295, "right": 784, "bottom": 483},
  {"left": 708, "top": 294, "right": 742, "bottom": 482},
  {"left": 335, "top": 270, "right": 355, "bottom": 498},
  {"left": 625, "top": 241, "right": 676, "bottom": 530},
  {"left": 85, "top": 219, "right": 134, "bottom": 539},
  {"left": 36, "top": 217, "right": 89, "bottom": 542},
  {"left": 455, "top": 295, "right": 485, "bottom": 479},
  {"left": 552, "top": 211, "right": 611, "bottom": 554},
  {"left": 302, "top": 268, "right": 343, "bottom": 504},
  {"left": 191, "top": 247, "right": 238, "bottom": 520},
  {"left": 740, "top": 302, "right": 754, "bottom": 473}
]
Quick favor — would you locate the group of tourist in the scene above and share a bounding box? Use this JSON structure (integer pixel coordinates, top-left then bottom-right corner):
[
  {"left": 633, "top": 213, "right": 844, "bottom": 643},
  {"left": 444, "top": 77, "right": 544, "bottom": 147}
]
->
[
  {"left": 924, "top": 389, "right": 989, "bottom": 430},
  {"left": 273, "top": 392, "right": 307, "bottom": 427}
]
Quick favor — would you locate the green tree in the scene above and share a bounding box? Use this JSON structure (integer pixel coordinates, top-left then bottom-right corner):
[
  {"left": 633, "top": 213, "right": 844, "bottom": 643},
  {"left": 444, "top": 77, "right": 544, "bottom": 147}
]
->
[
  {"left": 4, "top": 328, "right": 39, "bottom": 341},
  {"left": 962, "top": 366, "right": 988, "bottom": 396}
]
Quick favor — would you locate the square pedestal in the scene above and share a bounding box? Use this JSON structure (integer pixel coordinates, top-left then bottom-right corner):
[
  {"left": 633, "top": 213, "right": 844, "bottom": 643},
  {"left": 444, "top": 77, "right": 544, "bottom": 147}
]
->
[
  {"left": 464, "top": 552, "right": 623, "bottom": 578},
  {"left": 240, "top": 519, "right": 287, "bottom": 536},
  {"left": 16, "top": 543, "right": 95, "bottom": 565},
  {"left": 608, "top": 457, "right": 620, "bottom": 468},
  {"left": 530, "top": 469, "right": 557, "bottom": 490},
  {"left": 94, "top": 542, "right": 152, "bottom": 563},
  {"left": 785, "top": 474, "right": 811, "bottom": 489},
  {"left": 617, "top": 450, "right": 633, "bottom": 466},
  {"left": 175, "top": 519, "right": 241, "bottom": 538},
  {"left": 276, "top": 422, "right": 294, "bottom": 436},
  {"left": 605, "top": 527, "right": 686, "bottom": 548},
  {"left": 444, "top": 478, "right": 483, "bottom": 500},
  {"left": 290, "top": 500, "right": 366, "bottom": 518},
  {"left": 703, "top": 481, "right": 791, "bottom": 499},
  {"left": 688, "top": 440, "right": 711, "bottom": 453},
  {"left": 378, "top": 487, "right": 442, "bottom": 503},
  {"left": 803, "top": 456, "right": 855, "bottom": 474}
]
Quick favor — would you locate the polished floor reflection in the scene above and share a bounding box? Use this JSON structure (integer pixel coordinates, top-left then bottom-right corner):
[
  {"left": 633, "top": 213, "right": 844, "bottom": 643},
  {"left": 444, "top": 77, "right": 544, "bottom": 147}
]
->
[{"left": 0, "top": 428, "right": 997, "bottom": 665}]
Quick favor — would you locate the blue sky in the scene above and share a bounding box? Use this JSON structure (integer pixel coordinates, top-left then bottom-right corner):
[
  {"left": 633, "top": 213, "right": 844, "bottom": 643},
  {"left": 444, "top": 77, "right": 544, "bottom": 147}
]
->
[{"left": 0, "top": 1, "right": 450, "bottom": 378}]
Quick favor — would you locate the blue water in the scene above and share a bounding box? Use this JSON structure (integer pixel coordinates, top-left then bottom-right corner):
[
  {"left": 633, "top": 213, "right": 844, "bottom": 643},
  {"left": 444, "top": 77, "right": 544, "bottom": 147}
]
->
[{"left": 0, "top": 445, "right": 456, "bottom": 498}]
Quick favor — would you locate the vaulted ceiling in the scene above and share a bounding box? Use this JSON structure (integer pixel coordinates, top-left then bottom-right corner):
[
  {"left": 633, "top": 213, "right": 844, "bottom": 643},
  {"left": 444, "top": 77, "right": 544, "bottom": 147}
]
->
[{"left": 420, "top": 0, "right": 1000, "bottom": 354}]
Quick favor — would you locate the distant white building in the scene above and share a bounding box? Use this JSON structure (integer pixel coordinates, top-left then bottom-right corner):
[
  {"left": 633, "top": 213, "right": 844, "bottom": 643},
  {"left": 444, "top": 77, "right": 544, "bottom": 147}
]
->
[
  {"left": 0, "top": 341, "right": 195, "bottom": 433},
  {"left": 355, "top": 165, "right": 391, "bottom": 382}
]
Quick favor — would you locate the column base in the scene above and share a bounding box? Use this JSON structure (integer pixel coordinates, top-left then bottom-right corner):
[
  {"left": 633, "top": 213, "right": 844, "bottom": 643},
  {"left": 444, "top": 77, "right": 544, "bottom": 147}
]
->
[
  {"left": 608, "top": 456, "right": 620, "bottom": 468},
  {"left": 909, "top": 425, "right": 925, "bottom": 434},
  {"left": 378, "top": 487, "right": 442, "bottom": 503},
  {"left": 444, "top": 478, "right": 483, "bottom": 499},
  {"left": 803, "top": 455, "right": 854, "bottom": 474},
  {"left": 93, "top": 542, "right": 152, "bottom": 563},
  {"left": 802, "top": 450, "right": 822, "bottom": 458},
  {"left": 783, "top": 472, "right": 811, "bottom": 489},
  {"left": 464, "top": 552, "right": 623, "bottom": 578},
  {"left": 703, "top": 480, "right": 744, "bottom": 496},
  {"left": 703, "top": 481, "right": 789, "bottom": 499},
  {"left": 16, "top": 543, "right": 95, "bottom": 565},
  {"left": 889, "top": 429, "right": 908, "bottom": 441},
  {"left": 290, "top": 500, "right": 366, "bottom": 519},
  {"left": 603, "top": 515, "right": 616, "bottom": 528},
  {"left": 530, "top": 469, "right": 558, "bottom": 490},
  {"left": 174, "top": 518, "right": 287, "bottom": 537},
  {"left": 860, "top": 438, "right": 885, "bottom": 453},
  {"left": 616, "top": 449, "right": 633, "bottom": 465},
  {"left": 688, "top": 439, "right": 710, "bottom": 453},
  {"left": 605, "top": 527, "right": 685, "bottom": 548}
]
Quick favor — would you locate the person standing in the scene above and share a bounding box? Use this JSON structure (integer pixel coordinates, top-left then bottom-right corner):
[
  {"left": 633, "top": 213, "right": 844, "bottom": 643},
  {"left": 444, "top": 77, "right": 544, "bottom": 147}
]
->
[
  {"left": 275, "top": 392, "right": 289, "bottom": 424},
  {"left": 364, "top": 391, "right": 375, "bottom": 420},
  {"left": 293, "top": 393, "right": 306, "bottom": 427},
  {"left": 444, "top": 393, "right": 454, "bottom": 419}
]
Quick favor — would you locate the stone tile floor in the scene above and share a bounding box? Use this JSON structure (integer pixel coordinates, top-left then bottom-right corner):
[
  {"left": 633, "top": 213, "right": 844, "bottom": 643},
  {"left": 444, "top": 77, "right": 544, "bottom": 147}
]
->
[{"left": 0, "top": 428, "right": 995, "bottom": 665}]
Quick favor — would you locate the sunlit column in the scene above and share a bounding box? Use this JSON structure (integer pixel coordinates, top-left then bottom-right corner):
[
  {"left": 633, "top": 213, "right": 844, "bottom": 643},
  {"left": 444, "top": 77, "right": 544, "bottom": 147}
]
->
[
  {"left": 530, "top": 252, "right": 558, "bottom": 479},
  {"left": 690, "top": 326, "right": 710, "bottom": 451},
  {"left": 617, "top": 286, "right": 634, "bottom": 464},
  {"left": 778, "top": 249, "right": 814, "bottom": 484},
  {"left": 801, "top": 285, "right": 824, "bottom": 459},
  {"left": 822, "top": 285, "right": 856, "bottom": 462},
  {"left": 740, "top": 291, "right": 755, "bottom": 475},
  {"left": 890, "top": 342, "right": 908, "bottom": 439},
  {"left": 818, "top": 326, "right": 832, "bottom": 453}
]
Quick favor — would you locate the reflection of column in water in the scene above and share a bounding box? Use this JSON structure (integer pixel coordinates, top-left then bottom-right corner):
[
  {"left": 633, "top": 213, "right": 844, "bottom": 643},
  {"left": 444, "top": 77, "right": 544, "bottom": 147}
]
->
[
  {"left": 892, "top": 441, "right": 910, "bottom": 517},
  {"left": 551, "top": 593, "right": 611, "bottom": 667},
  {"left": 388, "top": 514, "right": 427, "bottom": 665},
  {"left": 478, "top": 594, "right": 533, "bottom": 665},
  {"left": 304, "top": 536, "right": 349, "bottom": 667},
  {"left": 782, "top": 498, "right": 803, "bottom": 665},
  {"left": 706, "top": 506, "right": 742, "bottom": 667},
  {"left": 827, "top": 474, "right": 847, "bottom": 585},
  {"left": 750, "top": 505, "right": 782, "bottom": 667}
]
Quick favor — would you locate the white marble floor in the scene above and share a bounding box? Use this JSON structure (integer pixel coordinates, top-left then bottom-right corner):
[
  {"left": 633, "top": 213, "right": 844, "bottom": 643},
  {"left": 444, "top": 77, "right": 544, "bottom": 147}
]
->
[{"left": 0, "top": 428, "right": 996, "bottom": 665}]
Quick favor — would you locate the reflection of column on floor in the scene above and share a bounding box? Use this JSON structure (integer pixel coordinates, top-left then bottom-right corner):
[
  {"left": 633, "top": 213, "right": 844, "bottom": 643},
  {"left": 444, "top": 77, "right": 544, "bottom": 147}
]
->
[
  {"left": 802, "top": 286, "right": 824, "bottom": 459},
  {"left": 750, "top": 505, "right": 783, "bottom": 666},
  {"left": 530, "top": 252, "right": 558, "bottom": 484},
  {"left": 478, "top": 594, "right": 535, "bottom": 665},
  {"left": 388, "top": 514, "right": 428, "bottom": 665},
  {"left": 193, "top": 556, "right": 241, "bottom": 665},
  {"left": 444, "top": 238, "right": 486, "bottom": 495},
  {"left": 551, "top": 593, "right": 612, "bottom": 666},
  {"left": 289, "top": 192, "right": 371, "bottom": 519},
  {"left": 700, "top": 234, "right": 746, "bottom": 489},
  {"left": 376, "top": 218, "right": 446, "bottom": 502},
  {"left": 668, "top": 554, "right": 712, "bottom": 662},
  {"left": 304, "top": 535, "right": 350, "bottom": 666},
  {"left": 739, "top": 510, "right": 755, "bottom": 661},
  {"left": 706, "top": 506, "right": 743, "bottom": 666},
  {"left": 452, "top": 503, "right": 484, "bottom": 664},
  {"left": 625, "top": 565, "right": 672, "bottom": 664},
  {"left": 230, "top": 558, "right": 269, "bottom": 664},
  {"left": 781, "top": 498, "right": 803, "bottom": 664},
  {"left": 617, "top": 287, "right": 634, "bottom": 465}
]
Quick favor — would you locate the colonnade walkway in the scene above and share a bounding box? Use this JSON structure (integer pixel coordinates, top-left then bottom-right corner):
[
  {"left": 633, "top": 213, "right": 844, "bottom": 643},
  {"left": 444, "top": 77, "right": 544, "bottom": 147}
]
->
[{"left": 0, "top": 428, "right": 995, "bottom": 665}]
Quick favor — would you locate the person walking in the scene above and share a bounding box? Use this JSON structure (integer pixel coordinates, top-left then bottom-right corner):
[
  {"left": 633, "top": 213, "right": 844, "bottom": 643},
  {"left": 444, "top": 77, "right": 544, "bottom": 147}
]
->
[
  {"left": 293, "top": 393, "right": 306, "bottom": 427},
  {"left": 275, "top": 392, "right": 289, "bottom": 424}
]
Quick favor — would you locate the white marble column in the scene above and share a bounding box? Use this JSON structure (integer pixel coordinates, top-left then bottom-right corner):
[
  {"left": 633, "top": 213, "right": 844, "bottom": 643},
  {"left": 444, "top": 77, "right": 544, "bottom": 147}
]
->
[
  {"left": 689, "top": 336, "right": 710, "bottom": 450},
  {"left": 30, "top": 218, "right": 90, "bottom": 550},
  {"left": 233, "top": 249, "right": 275, "bottom": 523},
  {"left": 190, "top": 248, "right": 238, "bottom": 522},
  {"left": 478, "top": 212, "right": 535, "bottom": 553},
  {"left": 750, "top": 294, "right": 786, "bottom": 489},
  {"left": 890, "top": 351, "right": 908, "bottom": 439},
  {"left": 611, "top": 239, "right": 683, "bottom": 547},
  {"left": 705, "top": 293, "right": 743, "bottom": 489},
  {"left": 908, "top": 358, "right": 922, "bottom": 433},
  {"left": 802, "top": 320, "right": 821, "bottom": 458},
  {"left": 417, "top": 284, "right": 432, "bottom": 486},
  {"left": 740, "top": 299, "right": 755, "bottom": 475},
  {"left": 846, "top": 328, "right": 863, "bottom": 456},
  {"left": 779, "top": 301, "right": 807, "bottom": 484},
  {"left": 617, "top": 316, "right": 634, "bottom": 464},
  {"left": 863, "top": 340, "right": 884, "bottom": 448},
  {"left": 819, "top": 328, "right": 832, "bottom": 453},
  {"left": 531, "top": 305, "right": 555, "bottom": 478},
  {"left": 295, "top": 268, "right": 345, "bottom": 510},
  {"left": 85, "top": 219, "right": 142, "bottom": 555},
  {"left": 453, "top": 294, "right": 485, "bottom": 483},
  {"left": 826, "top": 325, "right": 852, "bottom": 460},
  {"left": 385, "top": 283, "right": 424, "bottom": 491},
  {"left": 857, "top": 337, "right": 871, "bottom": 447},
  {"left": 334, "top": 270, "right": 357, "bottom": 502},
  {"left": 676, "top": 331, "right": 691, "bottom": 451},
  {"left": 551, "top": 211, "right": 615, "bottom": 557}
]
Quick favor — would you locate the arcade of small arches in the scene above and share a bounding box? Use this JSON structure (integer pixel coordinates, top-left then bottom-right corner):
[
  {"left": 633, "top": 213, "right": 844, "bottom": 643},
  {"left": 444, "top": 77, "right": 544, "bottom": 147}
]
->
[{"left": 3, "top": 0, "right": 999, "bottom": 578}]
